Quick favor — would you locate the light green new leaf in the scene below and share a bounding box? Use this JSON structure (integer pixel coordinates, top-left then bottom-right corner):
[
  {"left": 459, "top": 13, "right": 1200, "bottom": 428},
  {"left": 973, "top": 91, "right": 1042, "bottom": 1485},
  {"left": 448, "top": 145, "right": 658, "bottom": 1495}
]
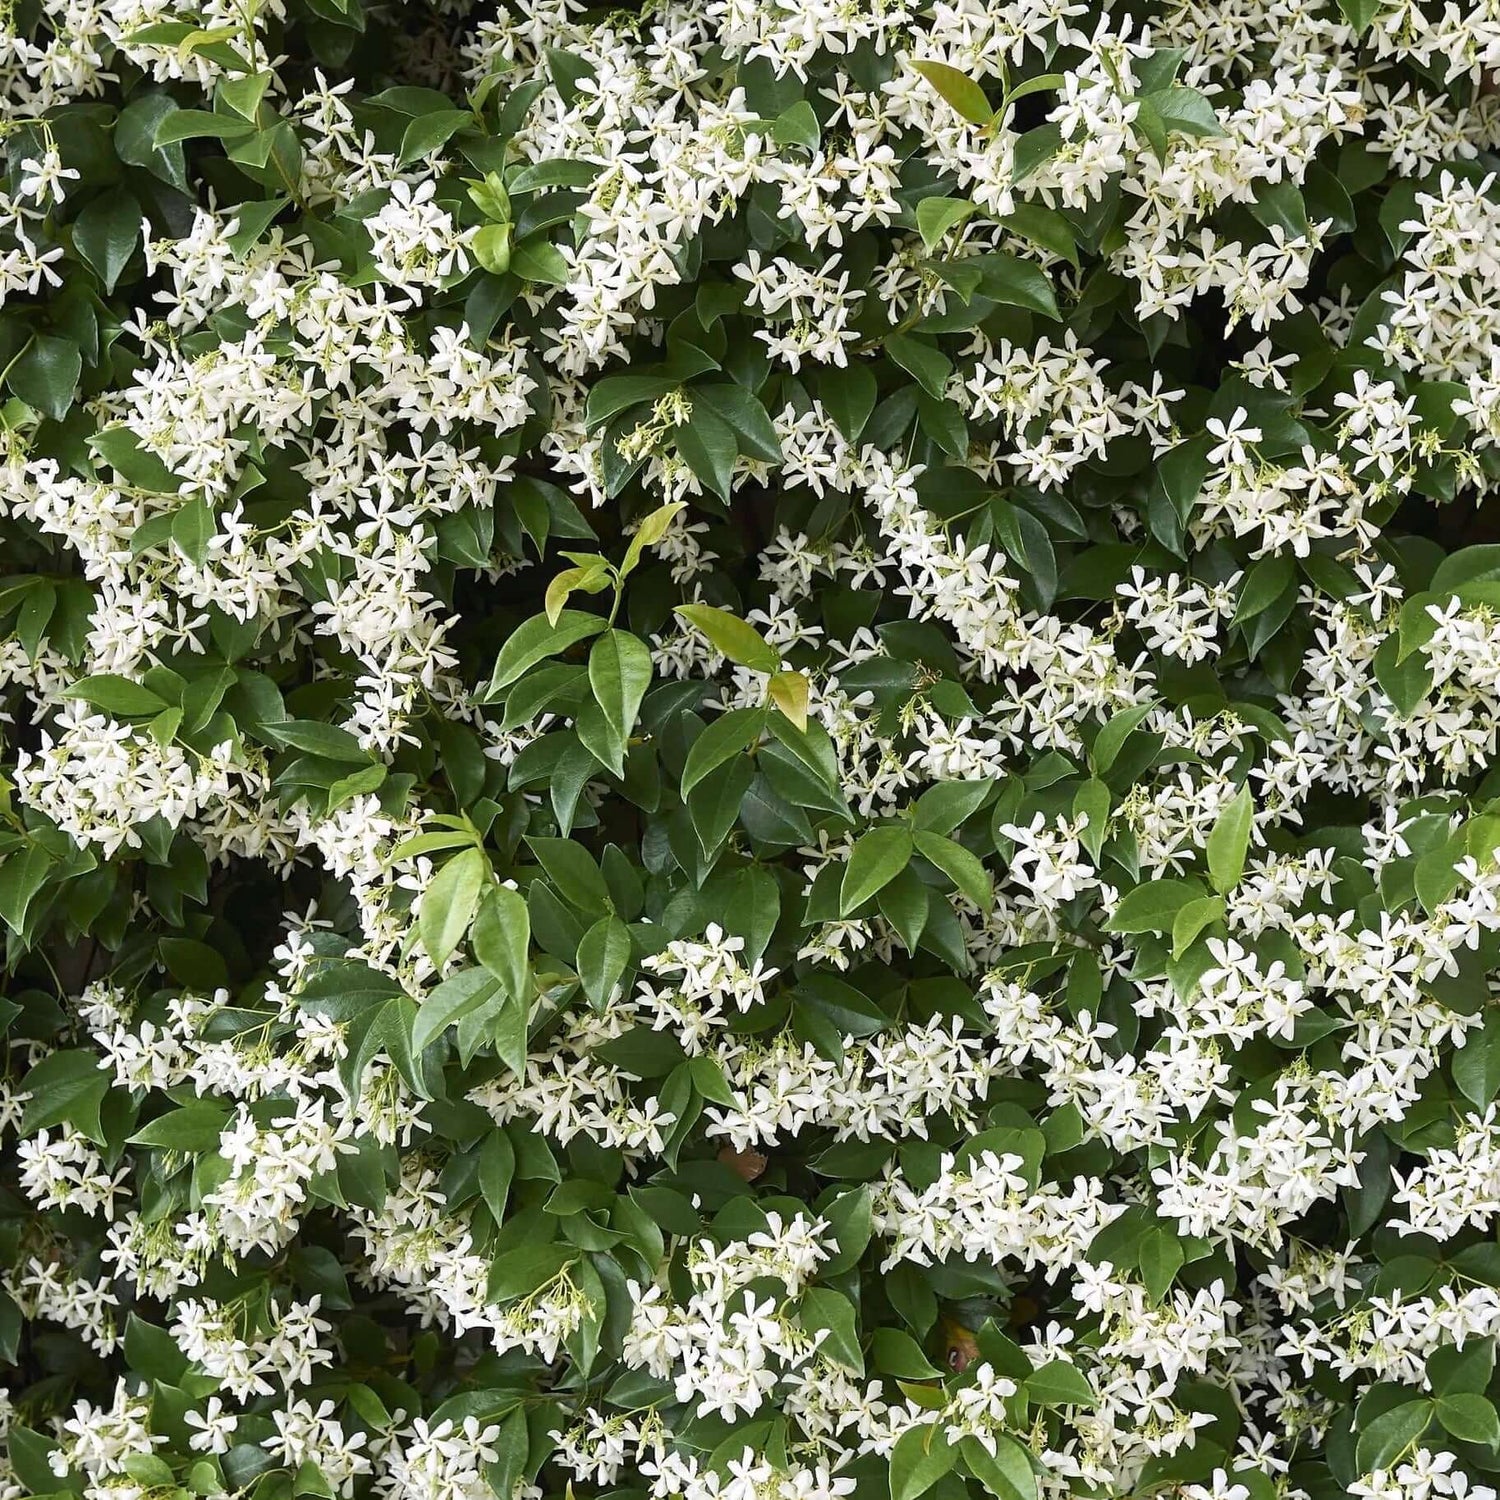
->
[
  {"left": 911, "top": 60, "right": 994, "bottom": 126},
  {"left": 674, "top": 603, "right": 780, "bottom": 673},
  {"left": 1206, "top": 783, "right": 1254, "bottom": 894},
  {"left": 420, "top": 847, "right": 488, "bottom": 968}
]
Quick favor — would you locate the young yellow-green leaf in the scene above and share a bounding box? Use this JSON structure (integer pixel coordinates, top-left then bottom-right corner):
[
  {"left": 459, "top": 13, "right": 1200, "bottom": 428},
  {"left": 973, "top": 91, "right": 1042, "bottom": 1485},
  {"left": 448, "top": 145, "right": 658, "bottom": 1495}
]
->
[
  {"left": 767, "top": 669, "right": 810, "bottom": 732},
  {"left": 674, "top": 603, "right": 780, "bottom": 673},
  {"left": 1206, "top": 783, "right": 1253, "bottom": 894},
  {"left": 420, "top": 847, "right": 488, "bottom": 969},
  {"left": 545, "top": 561, "right": 611, "bottom": 626},
  {"left": 621, "top": 500, "right": 685, "bottom": 576},
  {"left": 911, "top": 60, "right": 995, "bottom": 126},
  {"left": 472, "top": 222, "right": 513, "bottom": 274},
  {"left": 841, "top": 827, "right": 915, "bottom": 915}
]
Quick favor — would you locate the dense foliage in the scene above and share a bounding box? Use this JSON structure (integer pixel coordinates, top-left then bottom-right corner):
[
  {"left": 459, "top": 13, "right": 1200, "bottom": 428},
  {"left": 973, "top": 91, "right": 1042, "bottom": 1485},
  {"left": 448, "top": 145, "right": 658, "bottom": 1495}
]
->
[{"left": 8, "top": 2, "right": 1500, "bottom": 1500}]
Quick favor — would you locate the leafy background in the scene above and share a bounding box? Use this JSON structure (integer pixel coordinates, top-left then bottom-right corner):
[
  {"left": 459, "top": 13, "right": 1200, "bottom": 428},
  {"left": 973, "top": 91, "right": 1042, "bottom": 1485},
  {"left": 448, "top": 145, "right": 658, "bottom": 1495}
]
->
[{"left": 4, "top": 1, "right": 1500, "bottom": 1500}]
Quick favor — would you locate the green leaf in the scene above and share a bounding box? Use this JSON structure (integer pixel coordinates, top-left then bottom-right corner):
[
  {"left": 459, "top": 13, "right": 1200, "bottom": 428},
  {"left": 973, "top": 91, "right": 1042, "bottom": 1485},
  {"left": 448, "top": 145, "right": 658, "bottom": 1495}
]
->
[
  {"left": 799, "top": 1288, "right": 863, "bottom": 1372},
  {"left": 1355, "top": 1399, "right": 1432, "bottom": 1475},
  {"left": 1025, "top": 1361, "right": 1096, "bottom": 1407},
  {"left": 420, "top": 848, "right": 488, "bottom": 968},
  {"left": 153, "top": 108, "right": 258, "bottom": 145},
  {"left": 115, "top": 93, "right": 189, "bottom": 188},
  {"left": 526, "top": 836, "right": 611, "bottom": 913},
  {"left": 510, "top": 235, "right": 569, "bottom": 284},
  {"left": 878, "top": 865, "right": 929, "bottom": 952},
  {"left": 589, "top": 630, "right": 652, "bottom": 741},
  {"left": 227, "top": 196, "right": 288, "bottom": 256},
  {"left": 1171, "top": 894, "right": 1224, "bottom": 959},
  {"left": 73, "top": 189, "right": 142, "bottom": 293},
  {"left": 1428, "top": 1338, "right": 1495, "bottom": 1397},
  {"left": 772, "top": 100, "right": 821, "bottom": 151},
  {"left": 20, "top": 1050, "right": 108, "bottom": 1141},
  {"left": 962, "top": 1434, "right": 1037, "bottom": 1500},
  {"left": 577, "top": 915, "right": 631, "bottom": 1010},
  {"left": 128, "top": 1104, "right": 228, "bottom": 1152},
  {"left": 886, "top": 333, "right": 953, "bottom": 398},
  {"left": 1135, "top": 85, "right": 1221, "bottom": 161},
  {"left": 1091, "top": 701, "right": 1156, "bottom": 773},
  {"left": 872, "top": 1327, "right": 944, "bottom": 1379},
  {"left": 1104, "top": 879, "right": 1201, "bottom": 933},
  {"left": 1454, "top": 1011, "right": 1500, "bottom": 1109},
  {"left": 1139, "top": 1227, "right": 1184, "bottom": 1302},
  {"left": 265, "top": 720, "right": 371, "bottom": 762},
  {"left": 411, "top": 967, "right": 499, "bottom": 1055},
  {"left": 489, "top": 610, "right": 607, "bottom": 693},
  {"left": 1205, "top": 784, "right": 1253, "bottom": 894},
  {"left": 9, "top": 335, "right": 81, "bottom": 421},
  {"left": 488, "top": 1243, "right": 576, "bottom": 1303},
  {"left": 911, "top": 60, "right": 994, "bottom": 126},
  {"left": 399, "top": 108, "right": 472, "bottom": 163},
  {"left": 913, "top": 779, "right": 995, "bottom": 834},
  {"left": 1336, "top": 0, "right": 1385, "bottom": 29},
  {"left": 62, "top": 674, "right": 169, "bottom": 718},
  {"left": 972, "top": 252, "right": 1060, "bottom": 319},
  {"left": 93, "top": 425, "right": 183, "bottom": 494},
  {"left": 681, "top": 707, "right": 767, "bottom": 798},
  {"left": 691, "top": 384, "right": 783, "bottom": 463},
  {"left": 509, "top": 159, "right": 599, "bottom": 193},
  {"left": 675, "top": 405, "right": 738, "bottom": 501},
  {"left": 170, "top": 496, "right": 215, "bottom": 565},
  {"left": 1436, "top": 1393, "right": 1500, "bottom": 1447},
  {"left": 473, "top": 885, "right": 531, "bottom": 1004},
  {"left": 890, "top": 1423, "right": 960, "bottom": 1500},
  {"left": 916, "top": 196, "right": 979, "bottom": 250},
  {"left": 218, "top": 70, "right": 271, "bottom": 119},
  {"left": 674, "top": 604, "right": 780, "bottom": 673},
  {"left": 841, "top": 827, "right": 915, "bottom": 914},
  {"left": 586, "top": 374, "right": 678, "bottom": 429},
  {"left": 912, "top": 829, "right": 991, "bottom": 907},
  {"left": 1003, "top": 201, "right": 1078, "bottom": 267}
]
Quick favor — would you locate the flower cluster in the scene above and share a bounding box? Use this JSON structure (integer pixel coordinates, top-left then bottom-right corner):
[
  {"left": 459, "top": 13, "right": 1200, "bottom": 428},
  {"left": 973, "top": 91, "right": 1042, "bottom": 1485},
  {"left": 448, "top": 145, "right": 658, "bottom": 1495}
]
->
[{"left": 4, "top": 1, "right": 1500, "bottom": 1500}]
